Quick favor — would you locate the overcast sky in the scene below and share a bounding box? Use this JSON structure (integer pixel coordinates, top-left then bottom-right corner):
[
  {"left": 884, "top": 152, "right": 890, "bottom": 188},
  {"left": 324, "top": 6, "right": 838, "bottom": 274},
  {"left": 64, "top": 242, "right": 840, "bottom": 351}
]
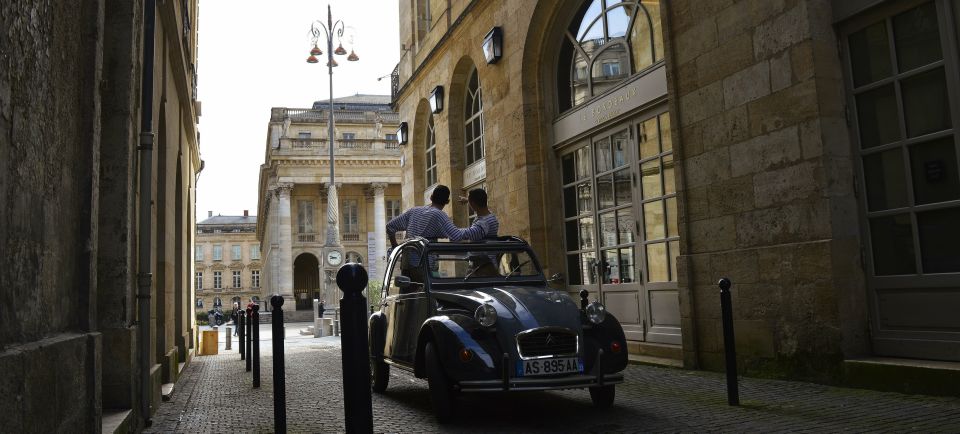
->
[{"left": 195, "top": 0, "right": 400, "bottom": 220}]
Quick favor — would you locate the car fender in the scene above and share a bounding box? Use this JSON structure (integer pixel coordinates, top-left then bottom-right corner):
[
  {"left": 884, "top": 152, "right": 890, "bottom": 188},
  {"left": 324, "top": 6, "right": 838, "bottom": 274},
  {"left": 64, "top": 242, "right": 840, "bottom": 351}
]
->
[
  {"left": 582, "top": 312, "right": 629, "bottom": 374},
  {"left": 414, "top": 315, "right": 498, "bottom": 379},
  {"left": 368, "top": 311, "right": 387, "bottom": 358}
]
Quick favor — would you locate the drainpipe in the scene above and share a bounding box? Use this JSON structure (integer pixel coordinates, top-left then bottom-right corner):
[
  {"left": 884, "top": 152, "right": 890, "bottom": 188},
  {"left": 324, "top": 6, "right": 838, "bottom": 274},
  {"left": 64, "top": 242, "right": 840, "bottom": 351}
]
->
[{"left": 137, "top": 0, "right": 157, "bottom": 426}]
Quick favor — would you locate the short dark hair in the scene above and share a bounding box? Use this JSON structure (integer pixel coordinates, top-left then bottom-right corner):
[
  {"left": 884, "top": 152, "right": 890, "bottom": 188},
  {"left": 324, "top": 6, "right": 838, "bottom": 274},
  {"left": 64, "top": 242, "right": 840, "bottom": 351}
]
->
[
  {"left": 468, "top": 188, "right": 487, "bottom": 207},
  {"left": 430, "top": 185, "right": 451, "bottom": 205}
]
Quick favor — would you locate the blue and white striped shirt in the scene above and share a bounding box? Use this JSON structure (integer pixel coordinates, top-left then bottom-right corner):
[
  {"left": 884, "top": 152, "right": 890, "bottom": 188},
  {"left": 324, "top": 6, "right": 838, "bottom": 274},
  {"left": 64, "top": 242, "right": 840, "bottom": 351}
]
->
[
  {"left": 386, "top": 206, "right": 494, "bottom": 270},
  {"left": 472, "top": 213, "right": 499, "bottom": 239}
]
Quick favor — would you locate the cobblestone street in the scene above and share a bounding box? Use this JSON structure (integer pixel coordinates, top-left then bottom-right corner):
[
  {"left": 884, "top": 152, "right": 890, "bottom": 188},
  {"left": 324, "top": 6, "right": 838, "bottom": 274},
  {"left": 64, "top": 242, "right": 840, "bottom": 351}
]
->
[{"left": 146, "top": 323, "right": 960, "bottom": 433}]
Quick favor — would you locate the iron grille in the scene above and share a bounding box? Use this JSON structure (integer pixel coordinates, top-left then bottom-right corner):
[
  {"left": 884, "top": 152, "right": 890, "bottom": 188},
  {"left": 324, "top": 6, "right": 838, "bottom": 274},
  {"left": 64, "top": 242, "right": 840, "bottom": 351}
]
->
[{"left": 516, "top": 328, "right": 577, "bottom": 359}]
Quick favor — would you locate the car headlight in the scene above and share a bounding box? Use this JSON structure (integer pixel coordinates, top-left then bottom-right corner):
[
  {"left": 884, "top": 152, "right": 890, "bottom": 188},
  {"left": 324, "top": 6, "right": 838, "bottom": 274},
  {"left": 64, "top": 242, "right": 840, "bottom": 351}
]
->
[
  {"left": 474, "top": 303, "right": 497, "bottom": 327},
  {"left": 585, "top": 301, "right": 606, "bottom": 324}
]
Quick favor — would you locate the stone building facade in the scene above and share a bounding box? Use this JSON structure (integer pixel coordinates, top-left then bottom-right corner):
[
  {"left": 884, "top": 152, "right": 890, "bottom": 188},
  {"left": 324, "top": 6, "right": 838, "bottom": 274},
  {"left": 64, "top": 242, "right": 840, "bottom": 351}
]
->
[
  {"left": 195, "top": 212, "right": 265, "bottom": 313},
  {"left": 1, "top": 0, "right": 201, "bottom": 430},
  {"left": 257, "top": 95, "right": 402, "bottom": 315},
  {"left": 392, "top": 0, "right": 960, "bottom": 394}
]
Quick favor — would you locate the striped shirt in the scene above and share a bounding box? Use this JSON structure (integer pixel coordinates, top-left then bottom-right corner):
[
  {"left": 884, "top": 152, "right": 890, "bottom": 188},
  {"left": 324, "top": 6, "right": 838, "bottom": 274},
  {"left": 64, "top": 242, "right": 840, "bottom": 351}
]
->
[
  {"left": 472, "top": 213, "right": 499, "bottom": 239},
  {"left": 386, "top": 205, "right": 488, "bottom": 242}
]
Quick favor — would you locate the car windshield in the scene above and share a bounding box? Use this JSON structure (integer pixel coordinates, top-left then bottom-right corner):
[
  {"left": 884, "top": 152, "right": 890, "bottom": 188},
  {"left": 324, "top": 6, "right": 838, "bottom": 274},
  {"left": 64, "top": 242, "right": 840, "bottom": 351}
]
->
[{"left": 426, "top": 249, "right": 541, "bottom": 281}]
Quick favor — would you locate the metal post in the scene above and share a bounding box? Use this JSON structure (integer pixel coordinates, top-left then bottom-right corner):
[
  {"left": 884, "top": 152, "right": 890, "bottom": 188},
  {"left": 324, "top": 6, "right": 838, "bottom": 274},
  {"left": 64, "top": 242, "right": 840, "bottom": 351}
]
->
[
  {"left": 271, "top": 296, "right": 287, "bottom": 434},
  {"left": 246, "top": 306, "right": 253, "bottom": 372},
  {"left": 239, "top": 310, "right": 245, "bottom": 359},
  {"left": 226, "top": 327, "right": 232, "bottom": 350},
  {"left": 253, "top": 305, "right": 261, "bottom": 388},
  {"left": 337, "top": 263, "right": 373, "bottom": 434},
  {"left": 718, "top": 277, "right": 739, "bottom": 406}
]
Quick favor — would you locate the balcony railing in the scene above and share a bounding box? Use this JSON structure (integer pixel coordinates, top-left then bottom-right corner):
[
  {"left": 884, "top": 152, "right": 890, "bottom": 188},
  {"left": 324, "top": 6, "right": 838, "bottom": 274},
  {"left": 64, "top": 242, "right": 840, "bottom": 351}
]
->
[
  {"left": 297, "top": 233, "right": 317, "bottom": 243},
  {"left": 342, "top": 233, "right": 360, "bottom": 242},
  {"left": 275, "top": 138, "right": 402, "bottom": 155},
  {"left": 272, "top": 107, "right": 400, "bottom": 124}
]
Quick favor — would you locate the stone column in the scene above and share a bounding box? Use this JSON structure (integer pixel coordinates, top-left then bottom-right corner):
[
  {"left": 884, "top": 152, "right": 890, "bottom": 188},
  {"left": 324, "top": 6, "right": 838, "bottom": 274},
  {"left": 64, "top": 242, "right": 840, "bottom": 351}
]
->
[
  {"left": 372, "top": 183, "right": 387, "bottom": 264},
  {"left": 325, "top": 182, "right": 340, "bottom": 246},
  {"left": 275, "top": 183, "right": 295, "bottom": 303}
]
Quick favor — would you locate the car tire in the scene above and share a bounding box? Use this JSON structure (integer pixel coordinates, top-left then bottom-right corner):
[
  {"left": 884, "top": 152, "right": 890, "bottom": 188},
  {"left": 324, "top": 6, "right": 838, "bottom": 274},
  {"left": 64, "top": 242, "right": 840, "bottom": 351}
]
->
[
  {"left": 589, "top": 384, "right": 615, "bottom": 408},
  {"left": 370, "top": 356, "right": 389, "bottom": 393},
  {"left": 425, "top": 341, "right": 456, "bottom": 423}
]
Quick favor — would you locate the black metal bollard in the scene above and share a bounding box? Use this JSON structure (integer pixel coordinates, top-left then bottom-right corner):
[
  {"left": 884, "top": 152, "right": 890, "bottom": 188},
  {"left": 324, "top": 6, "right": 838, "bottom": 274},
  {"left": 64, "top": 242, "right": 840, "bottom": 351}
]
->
[
  {"left": 246, "top": 306, "right": 253, "bottom": 372},
  {"left": 271, "top": 295, "right": 287, "bottom": 434},
  {"left": 718, "top": 277, "right": 739, "bottom": 406},
  {"left": 239, "top": 310, "right": 246, "bottom": 360},
  {"left": 337, "top": 263, "right": 373, "bottom": 434},
  {"left": 253, "top": 304, "right": 261, "bottom": 388}
]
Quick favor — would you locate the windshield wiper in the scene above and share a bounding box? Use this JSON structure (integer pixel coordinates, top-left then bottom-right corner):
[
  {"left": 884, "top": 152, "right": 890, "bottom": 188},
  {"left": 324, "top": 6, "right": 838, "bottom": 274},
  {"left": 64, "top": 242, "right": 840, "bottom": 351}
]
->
[
  {"left": 463, "top": 266, "right": 481, "bottom": 281},
  {"left": 504, "top": 260, "right": 531, "bottom": 280}
]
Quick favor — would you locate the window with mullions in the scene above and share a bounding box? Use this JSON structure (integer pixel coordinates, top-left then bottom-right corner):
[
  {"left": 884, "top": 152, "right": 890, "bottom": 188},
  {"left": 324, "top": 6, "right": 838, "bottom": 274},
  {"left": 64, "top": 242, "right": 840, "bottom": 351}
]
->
[
  {"left": 195, "top": 272, "right": 203, "bottom": 290},
  {"left": 426, "top": 115, "right": 438, "bottom": 187},
  {"left": 464, "top": 69, "right": 485, "bottom": 166},
  {"left": 386, "top": 199, "right": 402, "bottom": 221},
  {"left": 297, "top": 200, "right": 315, "bottom": 234},
  {"left": 560, "top": 0, "right": 664, "bottom": 111},
  {"left": 847, "top": 1, "right": 960, "bottom": 275},
  {"left": 232, "top": 270, "right": 241, "bottom": 288},
  {"left": 342, "top": 199, "right": 359, "bottom": 235},
  {"left": 637, "top": 113, "right": 678, "bottom": 282}
]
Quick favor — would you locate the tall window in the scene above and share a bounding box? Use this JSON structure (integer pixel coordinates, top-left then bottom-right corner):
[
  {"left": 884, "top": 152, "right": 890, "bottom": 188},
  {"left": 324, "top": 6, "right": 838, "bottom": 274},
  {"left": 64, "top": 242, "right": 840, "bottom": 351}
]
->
[
  {"left": 250, "top": 244, "right": 260, "bottom": 260},
  {"left": 426, "top": 115, "right": 438, "bottom": 187},
  {"left": 251, "top": 270, "right": 261, "bottom": 288},
  {"left": 417, "top": 0, "right": 432, "bottom": 43},
  {"left": 342, "top": 199, "right": 359, "bottom": 234},
  {"left": 232, "top": 270, "right": 241, "bottom": 288},
  {"left": 194, "top": 245, "right": 204, "bottom": 261},
  {"left": 561, "top": 0, "right": 664, "bottom": 111},
  {"left": 464, "top": 69, "right": 485, "bottom": 166},
  {"left": 213, "top": 271, "right": 222, "bottom": 289},
  {"left": 195, "top": 272, "right": 203, "bottom": 290},
  {"left": 297, "top": 200, "right": 315, "bottom": 234},
  {"left": 386, "top": 199, "right": 402, "bottom": 221},
  {"left": 232, "top": 245, "right": 241, "bottom": 261},
  {"left": 213, "top": 245, "right": 223, "bottom": 261},
  {"left": 298, "top": 131, "right": 311, "bottom": 139},
  {"left": 346, "top": 251, "right": 364, "bottom": 264}
]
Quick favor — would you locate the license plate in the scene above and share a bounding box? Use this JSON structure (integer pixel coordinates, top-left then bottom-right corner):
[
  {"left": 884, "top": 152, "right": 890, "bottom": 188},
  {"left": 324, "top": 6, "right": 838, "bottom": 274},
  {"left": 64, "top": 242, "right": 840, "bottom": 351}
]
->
[{"left": 516, "top": 357, "right": 583, "bottom": 377}]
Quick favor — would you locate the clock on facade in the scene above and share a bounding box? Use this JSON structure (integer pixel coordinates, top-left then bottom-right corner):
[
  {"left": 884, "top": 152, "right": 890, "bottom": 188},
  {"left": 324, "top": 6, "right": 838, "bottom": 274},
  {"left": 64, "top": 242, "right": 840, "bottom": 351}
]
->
[{"left": 326, "top": 250, "right": 343, "bottom": 267}]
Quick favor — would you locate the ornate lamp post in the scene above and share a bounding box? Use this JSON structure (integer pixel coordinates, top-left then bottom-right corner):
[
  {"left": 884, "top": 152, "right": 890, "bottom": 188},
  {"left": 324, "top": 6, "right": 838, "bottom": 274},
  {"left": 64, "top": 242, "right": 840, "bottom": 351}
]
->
[{"left": 307, "top": 5, "right": 359, "bottom": 304}]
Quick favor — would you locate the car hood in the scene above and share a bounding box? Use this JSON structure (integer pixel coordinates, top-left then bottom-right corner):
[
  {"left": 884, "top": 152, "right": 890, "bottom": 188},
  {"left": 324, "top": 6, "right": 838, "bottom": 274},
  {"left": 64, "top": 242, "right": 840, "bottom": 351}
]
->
[{"left": 433, "top": 285, "right": 582, "bottom": 335}]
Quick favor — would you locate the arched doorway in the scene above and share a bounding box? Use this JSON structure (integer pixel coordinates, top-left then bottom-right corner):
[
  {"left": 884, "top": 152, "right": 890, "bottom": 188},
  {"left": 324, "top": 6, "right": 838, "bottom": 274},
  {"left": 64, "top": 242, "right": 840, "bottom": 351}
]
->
[{"left": 294, "top": 253, "right": 320, "bottom": 311}]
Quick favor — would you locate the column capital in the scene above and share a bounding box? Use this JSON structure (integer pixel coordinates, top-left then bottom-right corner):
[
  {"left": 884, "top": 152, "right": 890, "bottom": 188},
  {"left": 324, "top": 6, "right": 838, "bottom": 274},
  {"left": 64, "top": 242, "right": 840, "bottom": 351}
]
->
[
  {"left": 273, "top": 182, "right": 294, "bottom": 197},
  {"left": 370, "top": 182, "right": 388, "bottom": 192}
]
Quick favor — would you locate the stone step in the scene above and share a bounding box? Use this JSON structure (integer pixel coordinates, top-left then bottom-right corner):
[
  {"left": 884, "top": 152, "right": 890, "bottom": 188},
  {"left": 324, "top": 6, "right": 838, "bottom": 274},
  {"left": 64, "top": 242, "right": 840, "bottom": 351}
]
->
[
  {"left": 101, "top": 409, "right": 133, "bottom": 434},
  {"left": 160, "top": 383, "right": 175, "bottom": 401},
  {"left": 844, "top": 357, "right": 960, "bottom": 397}
]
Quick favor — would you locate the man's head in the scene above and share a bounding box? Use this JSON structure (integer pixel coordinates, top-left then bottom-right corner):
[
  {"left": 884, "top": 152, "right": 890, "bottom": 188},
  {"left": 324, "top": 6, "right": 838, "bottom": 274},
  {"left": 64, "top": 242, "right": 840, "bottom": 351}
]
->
[
  {"left": 468, "top": 188, "right": 488, "bottom": 211},
  {"left": 430, "top": 185, "right": 451, "bottom": 207}
]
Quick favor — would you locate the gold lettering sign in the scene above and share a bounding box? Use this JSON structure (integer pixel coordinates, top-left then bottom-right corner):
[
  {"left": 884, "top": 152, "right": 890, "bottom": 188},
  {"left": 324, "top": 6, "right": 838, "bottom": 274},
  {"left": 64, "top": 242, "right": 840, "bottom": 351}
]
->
[{"left": 579, "top": 85, "right": 639, "bottom": 126}]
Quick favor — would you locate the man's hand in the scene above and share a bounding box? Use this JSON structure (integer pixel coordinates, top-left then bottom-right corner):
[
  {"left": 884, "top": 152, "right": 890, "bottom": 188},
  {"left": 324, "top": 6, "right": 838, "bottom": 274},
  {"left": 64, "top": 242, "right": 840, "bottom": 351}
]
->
[{"left": 458, "top": 195, "right": 468, "bottom": 204}]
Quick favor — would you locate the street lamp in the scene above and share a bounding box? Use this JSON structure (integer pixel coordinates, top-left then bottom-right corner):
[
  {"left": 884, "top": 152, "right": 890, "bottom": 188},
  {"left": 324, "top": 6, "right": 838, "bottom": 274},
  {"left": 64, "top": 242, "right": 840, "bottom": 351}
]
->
[{"left": 307, "top": 5, "right": 359, "bottom": 251}]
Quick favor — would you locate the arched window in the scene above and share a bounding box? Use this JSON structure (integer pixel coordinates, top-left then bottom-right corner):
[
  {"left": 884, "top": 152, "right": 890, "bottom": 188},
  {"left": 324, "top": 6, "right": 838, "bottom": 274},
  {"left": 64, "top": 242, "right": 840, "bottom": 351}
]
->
[
  {"left": 346, "top": 251, "right": 364, "bottom": 264},
  {"left": 560, "top": 0, "right": 663, "bottom": 111},
  {"left": 464, "top": 69, "right": 484, "bottom": 166},
  {"left": 425, "top": 115, "right": 438, "bottom": 187}
]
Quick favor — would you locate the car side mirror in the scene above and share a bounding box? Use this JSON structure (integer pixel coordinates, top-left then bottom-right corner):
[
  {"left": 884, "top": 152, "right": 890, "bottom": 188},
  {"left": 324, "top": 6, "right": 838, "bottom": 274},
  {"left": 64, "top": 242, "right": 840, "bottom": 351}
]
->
[
  {"left": 394, "top": 275, "right": 411, "bottom": 290},
  {"left": 548, "top": 272, "right": 565, "bottom": 284}
]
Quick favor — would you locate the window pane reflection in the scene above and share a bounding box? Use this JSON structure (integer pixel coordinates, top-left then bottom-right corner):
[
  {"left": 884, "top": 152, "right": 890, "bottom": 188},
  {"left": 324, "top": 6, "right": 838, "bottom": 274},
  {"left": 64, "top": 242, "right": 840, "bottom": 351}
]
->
[
  {"left": 579, "top": 217, "right": 595, "bottom": 250},
  {"left": 856, "top": 84, "right": 901, "bottom": 149},
  {"left": 893, "top": 2, "right": 943, "bottom": 72},
  {"left": 646, "top": 242, "right": 668, "bottom": 282},
  {"left": 600, "top": 212, "right": 617, "bottom": 247},
  {"left": 901, "top": 68, "right": 952, "bottom": 138},
  {"left": 597, "top": 174, "right": 614, "bottom": 209},
  {"left": 909, "top": 137, "right": 960, "bottom": 205},
  {"left": 849, "top": 21, "right": 892, "bottom": 87},
  {"left": 617, "top": 209, "right": 634, "bottom": 244},
  {"left": 863, "top": 148, "right": 908, "bottom": 211},
  {"left": 643, "top": 201, "right": 665, "bottom": 240},
  {"left": 639, "top": 117, "right": 659, "bottom": 158},
  {"left": 615, "top": 169, "right": 632, "bottom": 205},
  {"left": 918, "top": 207, "right": 960, "bottom": 273},
  {"left": 870, "top": 214, "right": 917, "bottom": 275},
  {"left": 668, "top": 240, "right": 680, "bottom": 282},
  {"left": 641, "top": 160, "right": 662, "bottom": 199}
]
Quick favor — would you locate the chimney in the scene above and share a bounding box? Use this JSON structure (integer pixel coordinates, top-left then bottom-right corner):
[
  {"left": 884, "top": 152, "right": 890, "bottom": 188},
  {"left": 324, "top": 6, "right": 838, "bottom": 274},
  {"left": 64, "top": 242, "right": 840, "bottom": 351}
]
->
[
  {"left": 208, "top": 211, "right": 212, "bottom": 217},
  {"left": 244, "top": 210, "right": 249, "bottom": 217}
]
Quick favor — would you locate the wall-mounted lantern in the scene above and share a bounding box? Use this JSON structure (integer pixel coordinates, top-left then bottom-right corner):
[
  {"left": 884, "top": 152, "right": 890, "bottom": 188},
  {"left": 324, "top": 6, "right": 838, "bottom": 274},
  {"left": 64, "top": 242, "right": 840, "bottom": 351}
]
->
[
  {"left": 482, "top": 27, "right": 503, "bottom": 64},
  {"left": 429, "top": 86, "right": 444, "bottom": 113},
  {"left": 397, "top": 122, "right": 409, "bottom": 146}
]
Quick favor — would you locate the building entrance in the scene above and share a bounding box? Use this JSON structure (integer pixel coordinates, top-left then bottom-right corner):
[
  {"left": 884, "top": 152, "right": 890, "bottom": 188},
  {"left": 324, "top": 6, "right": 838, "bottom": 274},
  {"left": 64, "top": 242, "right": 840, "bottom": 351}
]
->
[{"left": 294, "top": 253, "right": 320, "bottom": 311}]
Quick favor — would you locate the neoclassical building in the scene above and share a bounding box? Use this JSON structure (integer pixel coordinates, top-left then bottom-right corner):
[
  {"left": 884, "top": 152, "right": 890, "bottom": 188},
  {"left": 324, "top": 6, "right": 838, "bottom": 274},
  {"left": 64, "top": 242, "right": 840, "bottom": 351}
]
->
[
  {"left": 195, "top": 212, "right": 265, "bottom": 312},
  {"left": 392, "top": 0, "right": 960, "bottom": 395},
  {"left": 257, "top": 95, "right": 402, "bottom": 317}
]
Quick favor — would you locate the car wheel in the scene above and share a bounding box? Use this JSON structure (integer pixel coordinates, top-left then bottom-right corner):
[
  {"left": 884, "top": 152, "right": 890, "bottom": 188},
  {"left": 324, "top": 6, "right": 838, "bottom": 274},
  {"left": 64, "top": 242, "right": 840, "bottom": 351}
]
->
[
  {"left": 370, "top": 356, "right": 389, "bottom": 393},
  {"left": 589, "top": 384, "right": 615, "bottom": 408},
  {"left": 425, "top": 341, "right": 456, "bottom": 423}
]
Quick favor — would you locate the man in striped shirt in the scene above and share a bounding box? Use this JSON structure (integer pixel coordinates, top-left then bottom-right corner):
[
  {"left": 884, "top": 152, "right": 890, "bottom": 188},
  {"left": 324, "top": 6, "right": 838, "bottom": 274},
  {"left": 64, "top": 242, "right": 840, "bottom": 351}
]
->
[
  {"left": 386, "top": 185, "right": 491, "bottom": 280},
  {"left": 464, "top": 188, "right": 499, "bottom": 239}
]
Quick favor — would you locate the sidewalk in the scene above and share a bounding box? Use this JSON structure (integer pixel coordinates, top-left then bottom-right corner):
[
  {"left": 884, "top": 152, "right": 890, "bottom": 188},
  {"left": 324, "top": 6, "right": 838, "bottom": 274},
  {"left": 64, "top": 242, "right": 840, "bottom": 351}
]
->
[{"left": 148, "top": 324, "right": 960, "bottom": 433}]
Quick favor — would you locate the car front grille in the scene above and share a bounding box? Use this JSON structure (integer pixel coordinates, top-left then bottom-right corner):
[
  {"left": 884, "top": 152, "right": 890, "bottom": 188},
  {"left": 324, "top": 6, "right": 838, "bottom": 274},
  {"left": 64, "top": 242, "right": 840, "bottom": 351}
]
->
[{"left": 516, "top": 327, "right": 577, "bottom": 359}]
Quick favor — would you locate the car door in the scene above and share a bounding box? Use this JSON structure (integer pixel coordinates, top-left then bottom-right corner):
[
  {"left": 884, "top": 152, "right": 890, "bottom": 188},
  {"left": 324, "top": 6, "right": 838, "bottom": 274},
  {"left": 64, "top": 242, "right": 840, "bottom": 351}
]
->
[
  {"left": 391, "top": 247, "right": 431, "bottom": 365},
  {"left": 382, "top": 250, "right": 405, "bottom": 361}
]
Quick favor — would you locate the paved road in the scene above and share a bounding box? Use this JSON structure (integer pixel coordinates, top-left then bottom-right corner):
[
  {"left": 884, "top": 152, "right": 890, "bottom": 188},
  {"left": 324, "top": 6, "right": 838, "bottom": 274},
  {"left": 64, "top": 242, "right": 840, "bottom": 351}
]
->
[{"left": 147, "top": 323, "right": 960, "bottom": 433}]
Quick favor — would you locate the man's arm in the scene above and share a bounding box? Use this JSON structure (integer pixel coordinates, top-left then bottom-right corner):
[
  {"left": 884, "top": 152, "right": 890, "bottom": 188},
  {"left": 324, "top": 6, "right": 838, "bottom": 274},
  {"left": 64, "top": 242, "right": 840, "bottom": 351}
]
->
[
  {"left": 386, "top": 208, "right": 411, "bottom": 247},
  {"left": 440, "top": 214, "right": 487, "bottom": 241}
]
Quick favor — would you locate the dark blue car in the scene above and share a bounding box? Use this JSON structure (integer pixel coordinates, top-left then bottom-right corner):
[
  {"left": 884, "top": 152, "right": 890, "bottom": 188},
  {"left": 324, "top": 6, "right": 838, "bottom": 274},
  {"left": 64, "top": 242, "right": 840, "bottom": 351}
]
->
[{"left": 369, "top": 236, "right": 628, "bottom": 422}]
